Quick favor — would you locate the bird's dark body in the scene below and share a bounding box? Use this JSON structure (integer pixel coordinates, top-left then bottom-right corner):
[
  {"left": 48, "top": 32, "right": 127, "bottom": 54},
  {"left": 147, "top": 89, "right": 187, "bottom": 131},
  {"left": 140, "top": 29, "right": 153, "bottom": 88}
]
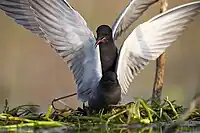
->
[
  {"left": 0, "top": 0, "right": 199, "bottom": 114},
  {"left": 88, "top": 72, "right": 121, "bottom": 111},
  {"left": 96, "top": 25, "right": 119, "bottom": 73},
  {"left": 99, "top": 41, "right": 118, "bottom": 73},
  {"left": 88, "top": 25, "right": 121, "bottom": 111}
]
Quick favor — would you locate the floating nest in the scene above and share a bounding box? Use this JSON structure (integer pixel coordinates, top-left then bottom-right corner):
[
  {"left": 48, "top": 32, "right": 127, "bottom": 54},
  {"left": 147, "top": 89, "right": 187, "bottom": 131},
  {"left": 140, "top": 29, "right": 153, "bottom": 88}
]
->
[{"left": 0, "top": 97, "right": 200, "bottom": 132}]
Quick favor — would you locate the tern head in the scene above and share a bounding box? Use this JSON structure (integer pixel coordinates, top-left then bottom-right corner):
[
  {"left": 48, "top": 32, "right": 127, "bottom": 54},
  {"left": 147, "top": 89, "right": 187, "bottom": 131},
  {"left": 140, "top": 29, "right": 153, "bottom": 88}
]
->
[{"left": 95, "top": 25, "right": 113, "bottom": 47}]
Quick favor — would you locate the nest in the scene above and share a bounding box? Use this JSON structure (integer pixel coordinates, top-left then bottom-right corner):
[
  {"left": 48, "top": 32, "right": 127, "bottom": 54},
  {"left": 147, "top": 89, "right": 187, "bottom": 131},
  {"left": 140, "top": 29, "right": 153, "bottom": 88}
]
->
[{"left": 0, "top": 97, "right": 200, "bottom": 132}]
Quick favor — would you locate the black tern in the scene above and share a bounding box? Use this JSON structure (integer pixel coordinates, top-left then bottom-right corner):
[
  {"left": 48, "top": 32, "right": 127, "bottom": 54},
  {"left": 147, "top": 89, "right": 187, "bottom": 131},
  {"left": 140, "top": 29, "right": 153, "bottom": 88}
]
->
[{"left": 0, "top": 0, "right": 200, "bottom": 110}]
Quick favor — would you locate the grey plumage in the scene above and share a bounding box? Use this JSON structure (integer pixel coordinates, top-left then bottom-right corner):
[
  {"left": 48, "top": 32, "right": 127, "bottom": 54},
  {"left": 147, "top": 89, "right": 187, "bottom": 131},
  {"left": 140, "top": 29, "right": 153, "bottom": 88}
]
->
[
  {"left": 0, "top": 0, "right": 103, "bottom": 102},
  {"left": 112, "top": 0, "right": 158, "bottom": 40},
  {"left": 0, "top": 0, "right": 199, "bottom": 109},
  {"left": 0, "top": 0, "right": 45, "bottom": 39},
  {"left": 29, "top": 0, "right": 103, "bottom": 102},
  {"left": 116, "top": 1, "right": 200, "bottom": 94}
]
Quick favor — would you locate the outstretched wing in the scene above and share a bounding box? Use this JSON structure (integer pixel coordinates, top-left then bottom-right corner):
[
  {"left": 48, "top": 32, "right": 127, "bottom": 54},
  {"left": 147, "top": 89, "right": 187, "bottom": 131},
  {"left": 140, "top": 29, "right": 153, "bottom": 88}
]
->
[
  {"left": 116, "top": 1, "right": 200, "bottom": 94},
  {"left": 0, "top": 0, "right": 45, "bottom": 39},
  {"left": 112, "top": 0, "right": 158, "bottom": 40},
  {"left": 0, "top": 0, "right": 102, "bottom": 101}
]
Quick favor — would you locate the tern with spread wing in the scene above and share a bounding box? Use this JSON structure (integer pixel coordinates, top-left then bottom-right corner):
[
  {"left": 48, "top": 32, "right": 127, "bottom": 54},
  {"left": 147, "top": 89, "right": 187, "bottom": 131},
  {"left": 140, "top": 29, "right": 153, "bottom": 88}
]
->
[{"left": 0, "top": 0, "right": 200, "bottom": 110}]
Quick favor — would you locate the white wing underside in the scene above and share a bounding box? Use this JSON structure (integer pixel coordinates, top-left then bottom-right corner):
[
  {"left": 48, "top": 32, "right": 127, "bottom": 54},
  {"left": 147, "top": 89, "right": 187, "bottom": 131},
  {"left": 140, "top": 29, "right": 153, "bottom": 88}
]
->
[
  {"left": 29, "top": 0, "right": 103, "bottom": 101},
  {"left": 0, "top": 0, "right": 102, "bottom": 102},
  {"left": 112, "top": 0, "right": 158, "bottom": 40},
  {"left": 1, "top": 0, "right": 200, "bottom": 102},
  {"left": 116, "top": 1, "right": 200, "bottom": 95}
]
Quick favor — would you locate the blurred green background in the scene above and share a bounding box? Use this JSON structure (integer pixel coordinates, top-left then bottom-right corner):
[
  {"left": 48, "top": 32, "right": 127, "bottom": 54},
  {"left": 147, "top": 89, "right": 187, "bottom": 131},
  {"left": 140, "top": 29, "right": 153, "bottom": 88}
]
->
[{"left": 0, "top": 0, "right": 199, "bottom": 111}]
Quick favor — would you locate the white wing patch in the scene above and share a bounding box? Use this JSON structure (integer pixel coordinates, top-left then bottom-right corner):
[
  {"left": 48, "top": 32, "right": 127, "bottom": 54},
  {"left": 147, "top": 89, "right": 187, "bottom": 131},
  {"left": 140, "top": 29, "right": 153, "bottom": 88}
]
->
[
  {"left": 112, "top": 0, "right": 158, "bottom": 40},
  {"left": 116, "top": 1, "right": 200, "bottom": 94}
]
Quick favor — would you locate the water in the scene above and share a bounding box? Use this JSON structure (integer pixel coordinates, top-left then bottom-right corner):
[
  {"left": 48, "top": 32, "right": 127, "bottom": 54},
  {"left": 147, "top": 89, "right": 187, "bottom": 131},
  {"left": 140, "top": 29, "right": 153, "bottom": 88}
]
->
[{"left": 1, "top": 121, "right": 200, "bottom": 133}]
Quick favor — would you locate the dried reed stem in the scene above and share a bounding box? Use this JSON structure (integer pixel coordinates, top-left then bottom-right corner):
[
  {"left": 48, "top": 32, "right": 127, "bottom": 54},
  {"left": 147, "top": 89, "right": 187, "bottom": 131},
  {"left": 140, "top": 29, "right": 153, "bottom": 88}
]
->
[{"left": 152, "top": 0, "right": 168, "bottom": 103}]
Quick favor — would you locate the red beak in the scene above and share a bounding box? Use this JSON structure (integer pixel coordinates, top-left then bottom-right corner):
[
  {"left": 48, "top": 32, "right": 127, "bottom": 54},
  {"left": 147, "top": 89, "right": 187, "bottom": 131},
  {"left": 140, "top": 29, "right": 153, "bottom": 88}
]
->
[{"left": 95, "top": 37, "right": 106, "bottom": 48}]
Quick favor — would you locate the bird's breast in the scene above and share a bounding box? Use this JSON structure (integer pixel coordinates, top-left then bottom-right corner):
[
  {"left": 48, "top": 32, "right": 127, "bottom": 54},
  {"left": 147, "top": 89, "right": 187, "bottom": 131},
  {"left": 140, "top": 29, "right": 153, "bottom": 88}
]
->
[
  {"left": 99, "top": 43, "right": 118, "bottom": 73},
  {"left": 88, "top": 79, "right": 121, "bottom": 111}
]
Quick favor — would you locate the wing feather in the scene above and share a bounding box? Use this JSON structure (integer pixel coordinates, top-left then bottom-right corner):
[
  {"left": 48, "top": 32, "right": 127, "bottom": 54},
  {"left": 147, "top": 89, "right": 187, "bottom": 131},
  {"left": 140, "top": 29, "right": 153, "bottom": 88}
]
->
[
  {"left": 0, "top": 0, "right": 102, "bottom": 101},
  {"left": 112, "top": 0, "right": 158, "bottom": 40},
  {"left": 29, "top": 0, "right": 102, "bottom": 101},
  {"left": 116, "top": 1, "right": 200, "bottom": 94},
  {"left": 0, "top": 0, "right": 45, "bottom": 38}
]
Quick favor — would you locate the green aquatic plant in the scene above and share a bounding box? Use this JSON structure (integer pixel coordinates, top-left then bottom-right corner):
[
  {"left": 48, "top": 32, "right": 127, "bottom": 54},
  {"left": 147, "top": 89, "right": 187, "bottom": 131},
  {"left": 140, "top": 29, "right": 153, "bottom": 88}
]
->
[{"left": 0, "top": 97, "right": 199, "bottom": 132}]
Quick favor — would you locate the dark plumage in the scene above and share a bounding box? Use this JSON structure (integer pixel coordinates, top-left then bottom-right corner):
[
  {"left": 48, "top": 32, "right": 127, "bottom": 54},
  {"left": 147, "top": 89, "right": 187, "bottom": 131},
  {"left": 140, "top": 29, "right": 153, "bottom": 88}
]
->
[
  {"left": 88, "top": 25, "right": 121, "bottom": 111},
  {"left": 88, "top": 71, "right": 121, "bottom": 111},
  {"left": 96, "top": 25, "right": 118, "bottom": 73},
  {"left": 0, "top": 0, "right": 199, "bottom": 112}
]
